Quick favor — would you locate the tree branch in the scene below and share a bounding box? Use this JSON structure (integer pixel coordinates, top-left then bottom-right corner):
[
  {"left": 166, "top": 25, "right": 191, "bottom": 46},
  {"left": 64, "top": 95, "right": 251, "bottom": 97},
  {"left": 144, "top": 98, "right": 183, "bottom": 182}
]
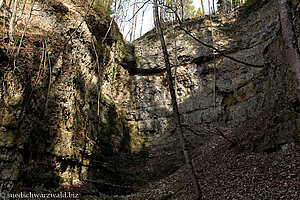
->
[
  {"left": 163, "top": 4, "right": 265, "bottom": 68},
  {"left": 17, "top": 0, "right": 35, "bottom": 56},
  {"left": 126, "top": 0, "right": 150, "bottom": 22}
]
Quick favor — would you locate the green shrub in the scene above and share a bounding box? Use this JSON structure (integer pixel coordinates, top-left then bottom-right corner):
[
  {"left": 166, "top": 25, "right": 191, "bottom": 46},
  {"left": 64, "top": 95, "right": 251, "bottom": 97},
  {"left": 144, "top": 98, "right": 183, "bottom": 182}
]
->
[{"left": 93, "top": 0, "right": 113, "bottom": 15}]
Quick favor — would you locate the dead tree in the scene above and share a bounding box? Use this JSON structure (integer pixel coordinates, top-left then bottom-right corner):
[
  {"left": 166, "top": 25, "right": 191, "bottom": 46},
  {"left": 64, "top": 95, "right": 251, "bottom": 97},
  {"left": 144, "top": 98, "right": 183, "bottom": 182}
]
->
[
  {"left": 278, "top": 0, "right": 300, "bottom": 101},
  {"left": 153, "top": 0, "right": 204, "bottom": 199}
]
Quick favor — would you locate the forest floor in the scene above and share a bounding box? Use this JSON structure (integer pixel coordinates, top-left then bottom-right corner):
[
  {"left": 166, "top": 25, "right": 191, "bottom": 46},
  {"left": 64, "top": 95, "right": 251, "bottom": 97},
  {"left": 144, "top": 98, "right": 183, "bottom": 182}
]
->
[
  {"left": 74, "top": 133, "right": 299, "bottom": 200},
  {"left": 61, "top": 103, "right": 300, "bottom": 200}
]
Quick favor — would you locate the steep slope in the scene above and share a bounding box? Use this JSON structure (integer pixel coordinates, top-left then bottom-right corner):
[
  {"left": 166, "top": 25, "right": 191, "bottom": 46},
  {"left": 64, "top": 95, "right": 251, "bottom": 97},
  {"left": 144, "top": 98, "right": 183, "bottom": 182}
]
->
[
  {"left": 128, "top": 0, "right": 299, "bottom": 149},
  {"left": 0, "top": 0, "right": 299, "bottom": 199},
  {"left": 0, "top": 0, "right": 144, "bottom": 195}
]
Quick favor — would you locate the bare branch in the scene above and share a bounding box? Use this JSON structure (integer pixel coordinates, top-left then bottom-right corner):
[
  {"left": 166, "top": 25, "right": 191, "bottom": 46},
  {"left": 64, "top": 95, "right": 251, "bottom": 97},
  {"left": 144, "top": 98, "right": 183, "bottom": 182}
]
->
[
  {"left": 126, "top": 0, "right": 150, "bottom": 22},
  {"left": 0, "top": 0, "right": 5, "bottom": 9},
  {"left": 17, "top": 0, "right": 35, "bottom": 56},
  {"left": 163, "top": 4, "right": 265, "bottom": 68}
]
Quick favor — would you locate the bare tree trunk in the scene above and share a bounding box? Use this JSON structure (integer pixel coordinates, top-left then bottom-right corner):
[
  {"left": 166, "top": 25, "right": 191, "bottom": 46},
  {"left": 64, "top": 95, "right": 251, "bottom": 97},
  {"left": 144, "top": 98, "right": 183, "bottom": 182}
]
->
[
  {"left": 130, "top": 0, "right": 137, "bottom": 41},
  {"left": 133, "top": 2, "right": 138, "bottom": 40},
  {"left": 201, "top": 0, "right": 205, "bottom": 15},
  {"left": 8, "top": 0, "right": 18, "bottom": 42},
  {"left": 174, "top": 0, "right": 178, "bottom": 19},
  {"left": 153, "top": 0, "right": 204, "bottom": 199},
  {"left": 115, "top": 0, "right": 122, "bottom": 24},
  {"left": 160, "top": 0, "right": 164, "bottom": 22},
  {"left": 278, "top": 0, "right": 300, "bottom": 100},
  {"left": 0, "top": 0, "right": 5, "bottom": 9},
  {"left": 121, "top": 0, "right": 130, "bottom": 33},
  {"left": 153, "top": 1, "right": 157, "bottom": 27},
  {"left": 180, "top": 0, "right": 184, "bottom": 20},
  {"left": 140, "top": 8, "right": 146, "bottom": 37},
  {"left": 223, "top": 0, "right": 227, "bottom": 13},
  {"left": 8, "top": 0, "right": 12, "bottom": 8}
]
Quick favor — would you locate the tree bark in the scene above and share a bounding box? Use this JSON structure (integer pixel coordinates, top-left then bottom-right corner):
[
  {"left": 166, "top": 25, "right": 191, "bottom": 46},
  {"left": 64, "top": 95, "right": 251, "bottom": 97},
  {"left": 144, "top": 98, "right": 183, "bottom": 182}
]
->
[
  {"left": 180, "top": 0, "right": 184, "bottom": 20},
  {"left": 208, "top": 0, "right": 211, "bottom": 14},
  {"left": 130, "top": 0, "right": 137, "bottom": 41},
  {"left": 8, "top": 0, "right": 18, "bottom": 42},
  {"left": 278, "top": 0, "right": 300, "bottom": 100},
  {"left": 153, "top": 0, "right": 204, "bottom": 199},
  {"left": 201, "top": 0, "right": 205, "bottom": 15},
  {"left": 140, "top": 8, "right": 146, "bottom": 37},
  {"left": 133, "top": 2, "right": 138, "bottom": 40},
  {"left": 160, "top": 0, "right": 164, "bottom": 22},
  {"left": 0, "top": 0, "right": 5, "bottom": 9},
  {"left": 223, "top": 0, "right": 227, "bottom": 13}
]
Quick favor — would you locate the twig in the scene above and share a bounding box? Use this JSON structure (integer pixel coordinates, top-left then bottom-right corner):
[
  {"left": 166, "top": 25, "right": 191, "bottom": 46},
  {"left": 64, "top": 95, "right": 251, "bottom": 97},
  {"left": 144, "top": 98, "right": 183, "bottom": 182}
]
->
[
  {"left": 91, "top": 38, "right": 102, "bottom": 116},
  {"left": 12, "top": 59, "right": 19, "bottom": 72},
  {"left": 126, "top": 0, "right": 150, "bottom": 22},
  {"left": 179, "top": 26, "right": 264, "bottom": 68},
  {"left": 19, "top": 40, "right": 45, "bottom": 122},
  {"left": 45, "top": 41, "right": 51, "bottom": 109},
  {"left": 16, "top": 0, "right": 35, "bottom": 56},
  {"left": 101, "top": 16, "right": 114, "bottom": 43},
  {"left": 163, "top": 4, "right": 265, "bottom": 68}
]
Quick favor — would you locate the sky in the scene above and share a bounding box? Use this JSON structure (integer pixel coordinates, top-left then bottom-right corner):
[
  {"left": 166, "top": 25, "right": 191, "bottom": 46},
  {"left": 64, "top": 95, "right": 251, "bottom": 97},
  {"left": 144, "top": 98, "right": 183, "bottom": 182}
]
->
[{"left": 119, "top": 0, "right": 218, "bottom": 41}]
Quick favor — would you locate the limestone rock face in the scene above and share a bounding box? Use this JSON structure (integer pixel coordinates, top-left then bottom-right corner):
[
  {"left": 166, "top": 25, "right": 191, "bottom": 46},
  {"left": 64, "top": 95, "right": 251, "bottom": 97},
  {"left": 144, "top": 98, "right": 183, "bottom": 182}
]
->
[
  {"left": 0, "top": 0, "right": 134, "bottom": 193},
  {"left": 128, "top": 0, "right": 299, "bottom": 136},
  {"left": 0, "top": 0, "right": 299, "bottom": 195}
]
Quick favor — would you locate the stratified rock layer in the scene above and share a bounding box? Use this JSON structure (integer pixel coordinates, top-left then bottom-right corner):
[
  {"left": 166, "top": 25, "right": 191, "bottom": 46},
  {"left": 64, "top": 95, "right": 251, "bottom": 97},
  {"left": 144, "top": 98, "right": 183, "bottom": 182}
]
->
[
  {"left": 127, "top": 0, "right": 299, "bottom": 142},
  {"left": 0, "top": 0, "right": 299, "bottom": 196}
]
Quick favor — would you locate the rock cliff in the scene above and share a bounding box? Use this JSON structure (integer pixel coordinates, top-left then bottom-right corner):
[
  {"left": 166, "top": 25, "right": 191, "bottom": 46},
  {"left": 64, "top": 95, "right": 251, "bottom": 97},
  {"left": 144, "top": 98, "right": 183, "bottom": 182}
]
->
[
  {"left": 0, "top": 0, "right": 299, "bottom": 197},
  {"left": 129, "top": 0, "right": 298, "bottom": 137},
  {"left": 0, "top": 0, "right": 142, "bottom": 193}
]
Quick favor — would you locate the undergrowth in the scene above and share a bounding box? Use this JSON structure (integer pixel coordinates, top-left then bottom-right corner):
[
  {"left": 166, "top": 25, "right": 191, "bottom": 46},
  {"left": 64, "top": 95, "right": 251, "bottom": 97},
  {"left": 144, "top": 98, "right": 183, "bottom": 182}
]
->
[{"left": 243, "top": 0, "right": 260, "bottom": 10}]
